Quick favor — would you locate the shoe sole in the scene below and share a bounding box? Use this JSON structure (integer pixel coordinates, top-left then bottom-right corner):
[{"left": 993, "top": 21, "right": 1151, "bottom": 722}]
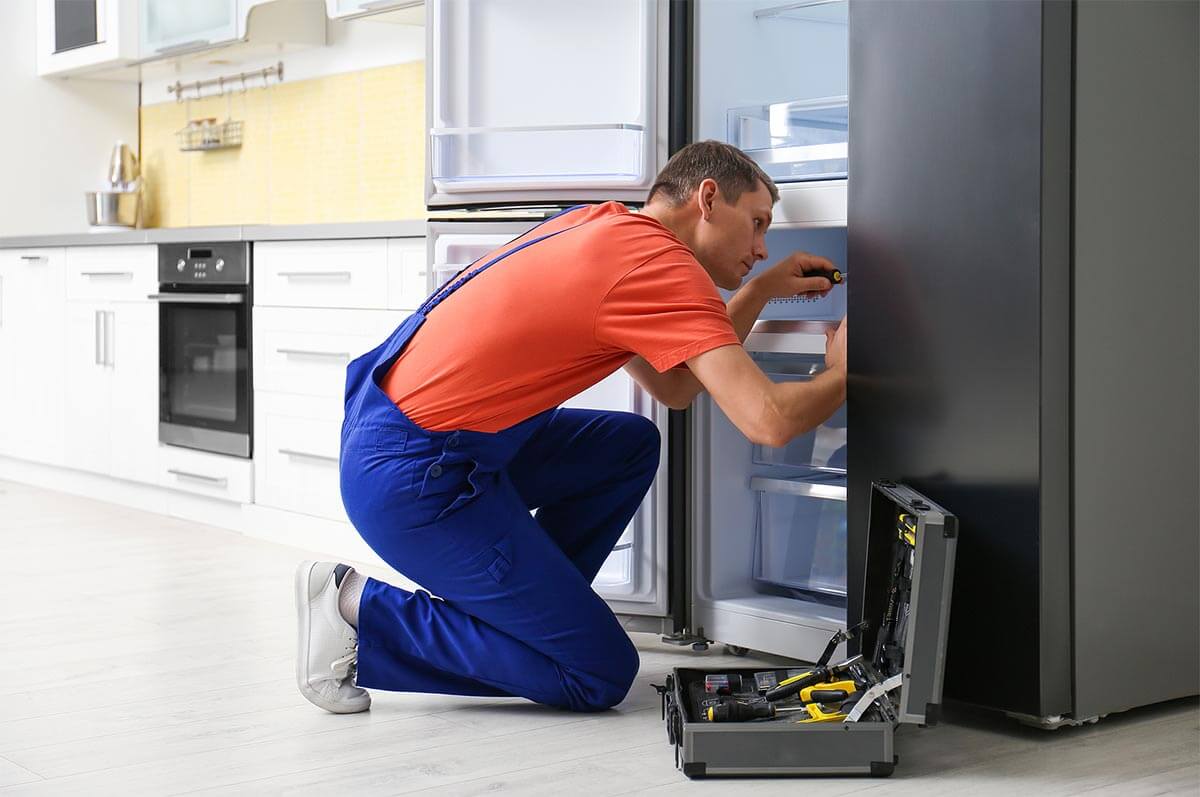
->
[{"left": 294, "top": 560, "right": 370, "bottom": 714}]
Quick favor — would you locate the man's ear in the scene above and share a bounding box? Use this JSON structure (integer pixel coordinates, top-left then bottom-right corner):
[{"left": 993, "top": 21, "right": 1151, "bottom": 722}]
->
[{"left": 696, "top": 178, "right": 718, "bottom": 222}]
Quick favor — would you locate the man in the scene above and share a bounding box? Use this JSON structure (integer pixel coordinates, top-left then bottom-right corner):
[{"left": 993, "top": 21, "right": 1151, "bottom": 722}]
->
[{"left": 295, "top": 141, "right": 847, "bottom": 714}]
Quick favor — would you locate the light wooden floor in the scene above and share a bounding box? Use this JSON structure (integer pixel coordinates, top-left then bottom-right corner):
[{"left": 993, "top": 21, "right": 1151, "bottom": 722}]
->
[{"left": 0, "top": 479, "right": 1196, "bottom": 796}]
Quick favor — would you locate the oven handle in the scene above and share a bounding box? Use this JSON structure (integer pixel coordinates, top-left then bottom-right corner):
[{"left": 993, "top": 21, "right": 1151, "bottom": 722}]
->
[{"left": 147, "top": 293, "right": 245, "bottom": 304}]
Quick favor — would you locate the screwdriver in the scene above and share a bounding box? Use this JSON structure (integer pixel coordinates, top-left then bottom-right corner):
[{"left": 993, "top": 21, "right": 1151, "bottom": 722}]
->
[
  {"left": 706, "top": 691, "right": 850, "bottom": 722},
  {"left": 803, "top": 268, "right": 846, "bottom": 285}
]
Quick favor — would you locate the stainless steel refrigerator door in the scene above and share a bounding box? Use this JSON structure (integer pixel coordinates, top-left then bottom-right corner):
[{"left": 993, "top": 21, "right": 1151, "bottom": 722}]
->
[
  {"left": 426, "top": 0, "right": 669, "bottom": 208},
  {"left": 424, "top": 219, "right": 672, "bottom": 621}
]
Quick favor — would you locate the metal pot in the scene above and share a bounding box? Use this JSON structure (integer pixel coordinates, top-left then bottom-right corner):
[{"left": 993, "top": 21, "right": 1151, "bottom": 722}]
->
[{"left": 85, "top": 190, "right": 140, "bottom": 228}]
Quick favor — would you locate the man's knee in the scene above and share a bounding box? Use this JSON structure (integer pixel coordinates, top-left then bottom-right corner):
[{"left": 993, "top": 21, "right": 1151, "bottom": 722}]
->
[
  {"left": 564, "top": 633, "right": 640, "bottom": 712},
  {"left": 620, "top": 413, "right": 660, "bottom": 470}
]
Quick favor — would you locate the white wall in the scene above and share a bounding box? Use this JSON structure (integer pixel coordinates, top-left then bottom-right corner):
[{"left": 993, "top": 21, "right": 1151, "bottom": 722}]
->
[{"left": 0, "top": 4, "right": 139, "bottom": 237}]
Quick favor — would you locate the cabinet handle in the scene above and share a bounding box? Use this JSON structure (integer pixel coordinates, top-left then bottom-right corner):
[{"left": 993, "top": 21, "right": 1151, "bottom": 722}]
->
[
  {"left": 94, "top": 310, "right": 104, "bottom": 365},
  {"left": 155, "top": 39, "right": 211, "bottom": 55},
  {"left": 276, "top": 348, "right": 351, "bottom": 360},
  {"left": 80, "top": 271, "right": 133, "bottom": 278},
  {"left": 167, "top": 469, "right": 228, "bottom": 487},
  {"left": 276, "top": 271, "right": 353, "bottom": 281},
  {"left": 279, "top": 448, "right": 339, "bottom": 464},
  {"left": 105, "top": 310, "right": 115, "bottom": 367},
  {"left": 19, "top": 255, "right": 47, "bottom": 263}
]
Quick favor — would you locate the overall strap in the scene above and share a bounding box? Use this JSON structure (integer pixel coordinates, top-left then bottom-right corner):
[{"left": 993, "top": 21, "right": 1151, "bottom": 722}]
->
[{"left": 418, "top": 205, "right": 590, "bottom": 316}]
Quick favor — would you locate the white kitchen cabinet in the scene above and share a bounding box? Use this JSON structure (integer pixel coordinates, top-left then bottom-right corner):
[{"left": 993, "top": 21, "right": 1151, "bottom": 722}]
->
[
  {"left": 36, "top": 0, "right": 140, "bottom": 78},
  {"left": 254, "top": 391, "right": 347, "bottom": 522},
  {"left": 0, "top": 249, "right": 66, "bottom": 466},
  {"left": 139, "top": 0, "right": 325, "bottom": 63},
  {"left": 386, "top": 238, "right": 428, "bottom": 311},
  {"left": 255, "top": 239, "right": 391, "bottom": 310},
  {"left": 327, "top": 0, "right": 423, "bottom": 21},
  {"left": 61, "top": 246, "right": 159, "bottom": 483},
  {"left": 158, "top": 443, "right": 254, "bottom": 502},
  {"left": 254, "top": 306, "right": 404, "bottom": 397}
]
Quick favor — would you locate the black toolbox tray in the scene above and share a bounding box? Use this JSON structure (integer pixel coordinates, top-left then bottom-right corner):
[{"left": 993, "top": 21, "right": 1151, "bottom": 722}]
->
[{"left": 658, "top": 482, "right": 957, "bottom": 778}]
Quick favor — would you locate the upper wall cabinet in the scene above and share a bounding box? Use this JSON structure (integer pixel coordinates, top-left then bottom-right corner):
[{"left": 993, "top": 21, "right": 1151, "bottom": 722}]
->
[
  {"left": 139, "top": 0, "right": 325, "bottom": 63},
  {"left": 326, "top": 0, "right": 424, "bottom": 22},
  {"left": 426, "top": 0, "right": 669, "bottom": 208},
  {"left": 36, "top": 0, "right": 140, "bottom": 77}
]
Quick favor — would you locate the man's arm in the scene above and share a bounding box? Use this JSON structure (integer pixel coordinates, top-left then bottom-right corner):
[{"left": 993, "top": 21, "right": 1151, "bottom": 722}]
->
[
  {"left": 625, "top": 254, "right": 837, "bottom": 408},
  {"left": 685, "top": 320, "right": 846, "bottom": 446}
]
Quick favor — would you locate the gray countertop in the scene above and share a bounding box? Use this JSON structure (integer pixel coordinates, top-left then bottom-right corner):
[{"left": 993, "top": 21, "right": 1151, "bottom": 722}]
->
[{"left": 0, "top": 219, "right": 427, "bottom": 249}]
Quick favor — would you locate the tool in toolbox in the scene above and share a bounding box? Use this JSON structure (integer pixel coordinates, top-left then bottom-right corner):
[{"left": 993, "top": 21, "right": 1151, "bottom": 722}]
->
[{"left": 655, "top": 481, "right": 958, "bottom": 778}]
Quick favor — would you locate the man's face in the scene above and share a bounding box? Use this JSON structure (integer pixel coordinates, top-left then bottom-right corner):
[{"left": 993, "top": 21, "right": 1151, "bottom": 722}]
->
[{"left": 692, "top": 180, "right": 773, "bottom": 291}]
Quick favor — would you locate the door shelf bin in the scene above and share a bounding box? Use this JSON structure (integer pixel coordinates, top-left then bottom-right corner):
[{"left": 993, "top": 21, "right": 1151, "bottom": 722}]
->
[
  {"left": 751, "top": 476, "right": 847, "bottom": 597},
  {"left": 753, "top": 370, "right": 847, "bottom": 472},
  {"left": 430, "top": 126, "right": 646, "bottom": 189},
  {"left": 728, "top": 96, "right": 849, "bottom": 183}
]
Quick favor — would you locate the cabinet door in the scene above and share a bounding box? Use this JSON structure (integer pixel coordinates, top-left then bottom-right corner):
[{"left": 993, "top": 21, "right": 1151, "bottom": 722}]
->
[
  {"left": 140, "top": 0, "right": 238, "bottom": 57},
  {"left": 109, "top": 302, "right": 161, "bottom": 485},
  {"left": 0, "top": 251, "right": 67, "bottom": 465},
  {"left": 427, "top": 0, "right": 666, "bottom": 207},
  {"left": 63, "top": 302, "right": 113, "bottom": 475}
]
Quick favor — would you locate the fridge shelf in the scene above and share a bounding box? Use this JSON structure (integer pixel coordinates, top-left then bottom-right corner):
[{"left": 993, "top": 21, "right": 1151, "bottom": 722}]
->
[
  {"left": 751, "top": 475, "right": 847, "bottom": 598},
  {"left": 729, "top": 96, "right": 848, "bottom": 183},
  {"left": 754, "top": 0, "right": 847, "bottom": 25}
]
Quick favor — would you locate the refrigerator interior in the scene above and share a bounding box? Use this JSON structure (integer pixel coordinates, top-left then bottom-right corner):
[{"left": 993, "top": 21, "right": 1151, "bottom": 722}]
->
[
  {"left": 694, "top": 0, "right": 848, "bottom": 182},
  {"left": 425, "top": 219, "right": 671, "bottom": 620},
  {"left": 692, "top": 224, "right": 850, "bottom": 661}
]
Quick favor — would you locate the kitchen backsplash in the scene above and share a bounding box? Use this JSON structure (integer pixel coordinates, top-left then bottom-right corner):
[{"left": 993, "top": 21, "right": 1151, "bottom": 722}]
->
[{"left": 139, "top": 61, "right": 424, "bottom": 227}]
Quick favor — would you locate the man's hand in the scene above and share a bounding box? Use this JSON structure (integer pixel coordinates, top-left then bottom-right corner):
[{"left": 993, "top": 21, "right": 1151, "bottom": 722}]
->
[
  {"left": 825, "top": 317, "right": 847, "bottom": 374},
  {"left": 751, "top": 252, "right": 840, "bottom": 301}
]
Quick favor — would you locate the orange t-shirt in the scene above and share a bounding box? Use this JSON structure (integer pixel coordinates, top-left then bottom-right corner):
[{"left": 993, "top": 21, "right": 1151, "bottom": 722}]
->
[{"left": 382, "top": 202, "right": 739, "bottom": 432}]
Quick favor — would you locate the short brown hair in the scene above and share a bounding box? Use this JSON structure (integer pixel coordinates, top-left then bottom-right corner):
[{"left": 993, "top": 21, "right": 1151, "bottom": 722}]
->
[{"left": 646, "top": 140, "right": 779, "bottom": 207}]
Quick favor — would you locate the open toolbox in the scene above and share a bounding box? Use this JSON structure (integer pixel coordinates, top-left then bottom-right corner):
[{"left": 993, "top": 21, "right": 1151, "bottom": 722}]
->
[{"left": 656, "top": 482, "right": 957, "bottom": 777}]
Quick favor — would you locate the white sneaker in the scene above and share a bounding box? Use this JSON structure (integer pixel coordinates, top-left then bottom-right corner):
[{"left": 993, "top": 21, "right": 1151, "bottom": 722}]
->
[{"left": 295, "top": 560, "right": 371, "bottom": 714}]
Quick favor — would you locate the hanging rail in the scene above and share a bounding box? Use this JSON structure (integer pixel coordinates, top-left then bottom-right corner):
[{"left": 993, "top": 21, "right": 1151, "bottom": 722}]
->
[{"left": 168, "top": 62, "right": 284, "bottom": 102}]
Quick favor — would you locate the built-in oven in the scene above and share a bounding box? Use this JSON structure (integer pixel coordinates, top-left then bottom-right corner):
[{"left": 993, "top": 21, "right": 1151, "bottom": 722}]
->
[{"left": 150, "top": 242, "right": 252, "bottom": 458}]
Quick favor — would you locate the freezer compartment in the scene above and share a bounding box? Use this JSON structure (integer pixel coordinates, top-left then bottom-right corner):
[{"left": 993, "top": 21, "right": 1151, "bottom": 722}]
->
[
  {"left": 729, "top": 97, "right": 849, "bottom": 183},
  {"left": 752, "top": 476, "right": 847, "bottom": 598}
]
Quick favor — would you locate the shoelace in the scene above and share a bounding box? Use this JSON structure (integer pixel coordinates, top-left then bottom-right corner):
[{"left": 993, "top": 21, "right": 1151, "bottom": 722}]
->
[{"left": 331, "top": 649, "right": 357, "bottom": 682}]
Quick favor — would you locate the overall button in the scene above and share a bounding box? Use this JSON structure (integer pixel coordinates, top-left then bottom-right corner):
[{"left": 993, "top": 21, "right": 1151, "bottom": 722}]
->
[
  {"left": 428, "top": 464, "right": 443, "bottom": 478},
  {"left": 447, "top": 434, "right": 460, "bottom": 449}
]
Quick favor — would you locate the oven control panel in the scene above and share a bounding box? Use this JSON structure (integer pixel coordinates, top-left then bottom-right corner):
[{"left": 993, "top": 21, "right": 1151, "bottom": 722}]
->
[{"left": 158, "top": 242, "right": 250, "bottom": 285}]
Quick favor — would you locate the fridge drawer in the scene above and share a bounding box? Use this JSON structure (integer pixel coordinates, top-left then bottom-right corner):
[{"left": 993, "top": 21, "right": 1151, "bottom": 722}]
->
[
  {"left": 754, "top": 370, "right": 846, "bottom": 473},
  {"left": 255, "top": 240, "right": 389, "bottom": 309},
  {"left": 751, "top": 476, "right": 847, "bottom": 598}
]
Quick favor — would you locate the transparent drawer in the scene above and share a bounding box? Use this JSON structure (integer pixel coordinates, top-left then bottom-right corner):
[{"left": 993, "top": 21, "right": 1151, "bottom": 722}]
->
[
  {"left": 751, "top": 476, "right": 847, "bottom": 597},
  {"left": 430, "top": 126, "right": 646, "bottom": 190},
  {"left": 753, "top": 362, "right": 847, "bottom": 474},
  {"left": 728, "top": 96, "right": 849, "bottom": 183}
]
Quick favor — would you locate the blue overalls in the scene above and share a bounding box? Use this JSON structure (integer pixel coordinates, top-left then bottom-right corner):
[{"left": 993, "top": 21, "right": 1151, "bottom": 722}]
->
[{"left": 339, "top": 210, "right": 660, "bottom": 712}]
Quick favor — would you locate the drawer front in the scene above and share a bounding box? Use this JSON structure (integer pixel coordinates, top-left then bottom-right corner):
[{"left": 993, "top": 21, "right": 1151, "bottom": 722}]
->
[
  {"left": 158, "top": 445, "right": 254, "bottom": 503},
  {"left": 255, "top": 239, "right": 389, "bottom": 309},
  {"left": 254, "top": 306, "right": 404, "bottom": 398},
  {"left": 255, "top": 393, "right": 347, "bottom": 523},
  {"left": 66, "top": 246, "right": 157, "bottom": 303},
  {"left": 386, "top": 237, "right": 429, "bottom": 311}
]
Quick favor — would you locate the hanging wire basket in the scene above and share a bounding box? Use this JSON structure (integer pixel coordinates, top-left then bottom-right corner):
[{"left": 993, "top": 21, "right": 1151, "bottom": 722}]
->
[{"left": 177, "top": 118, "right": 244, "bottom": 152}]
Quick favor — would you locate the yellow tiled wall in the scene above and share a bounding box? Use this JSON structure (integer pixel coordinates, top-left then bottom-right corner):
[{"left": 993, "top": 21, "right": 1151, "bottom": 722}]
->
[{"left": 139, "top": 61, "right": 425, "bottom": 227}]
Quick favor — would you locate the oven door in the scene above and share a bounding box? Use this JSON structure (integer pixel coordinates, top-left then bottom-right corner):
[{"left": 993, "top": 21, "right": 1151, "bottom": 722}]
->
[{"left": 156, "top": 289, "right": 251, "bottom": 458}]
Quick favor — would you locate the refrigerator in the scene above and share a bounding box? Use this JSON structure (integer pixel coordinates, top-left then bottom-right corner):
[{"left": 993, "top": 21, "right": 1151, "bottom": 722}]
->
[
  {"left": 423, "top": 0, "right": 854, "bottom": 653},
  {"left": 846, "top": 0, "right": 1199, "bottom": 725},
  {"left": 423, "top": 0, "right": 1198, "bottom": 725}
]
